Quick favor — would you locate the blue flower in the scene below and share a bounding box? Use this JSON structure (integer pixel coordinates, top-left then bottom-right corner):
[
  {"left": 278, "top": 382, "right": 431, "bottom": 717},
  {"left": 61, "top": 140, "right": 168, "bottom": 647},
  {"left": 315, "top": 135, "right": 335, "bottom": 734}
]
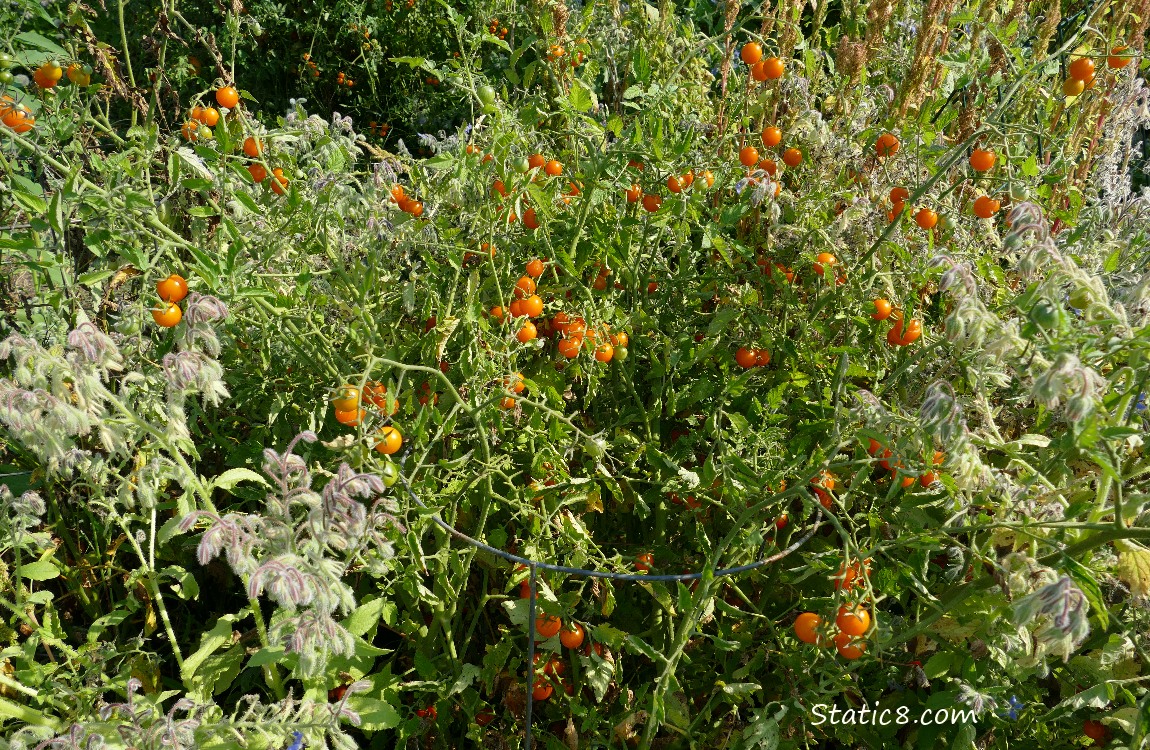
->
[
  {"left": 286, "top": 731, "right": 304, "bottom": 750},
  {"left": 998, "top": 695, "right": 1024, "bottom": 721},
  {"left": 1135, "top": 392, "right": 1147, "bottom": 413}
]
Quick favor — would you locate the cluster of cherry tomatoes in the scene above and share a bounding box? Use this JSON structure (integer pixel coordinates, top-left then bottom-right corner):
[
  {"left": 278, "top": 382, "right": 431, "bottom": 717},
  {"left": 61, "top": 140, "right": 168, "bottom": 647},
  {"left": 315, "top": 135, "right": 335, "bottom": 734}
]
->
[
  {"left": 1062, "top": 48, "right": 1130, "bottom": 96},
  {"left": 488, "top": 259, "right": 628, "bottom": 365},
  {"left": 152, "top": 274, "right": 189, "bottom": 327},
  {"left": 866, "top": 439, "right": 944, "bottom": 489},
  {"left": 29, "top": 60, "right": 91, "bottom": 89},
  {"left": 330, "top": 382, "right": 404, "bottom": 455},
  {"left": 367, "top": 120, "right": 391, "bottom": 139},
  {"left": 738, "top": 42, "right": 785, "bottom": 82},
  {"left": 300, "top": 52, "right": 320, "bottom": 79},
  {"left": 487, "top": 18, "right": 509, "bottom": 39},
  {"left": 793, "top": 560, "right": 874, "bottom": 659},
  {"left": 870, "top": 298, "right": 923, "bottom": 347},
  {"left": 389, "top": 184, "right": 424, "bottom": 217},
  {"left": 624, "top": 159, "right": 715, "bottom": 213},
  {"left": 335, "top": 70, "right": 356, "bottom": 88}
]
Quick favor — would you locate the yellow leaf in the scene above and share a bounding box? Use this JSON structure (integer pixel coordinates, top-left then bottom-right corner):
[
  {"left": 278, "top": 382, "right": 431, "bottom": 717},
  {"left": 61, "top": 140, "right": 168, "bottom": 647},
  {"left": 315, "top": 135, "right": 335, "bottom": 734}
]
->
[{"left": 1115, "top": 541, "right": 1150, "bottom": 597}]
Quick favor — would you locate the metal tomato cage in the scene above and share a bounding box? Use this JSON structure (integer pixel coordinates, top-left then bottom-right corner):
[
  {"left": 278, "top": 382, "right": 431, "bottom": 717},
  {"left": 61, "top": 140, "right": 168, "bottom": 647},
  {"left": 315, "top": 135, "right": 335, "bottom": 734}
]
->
[{"left": 396, "top": 456, "right": 822, "bottom": 750}]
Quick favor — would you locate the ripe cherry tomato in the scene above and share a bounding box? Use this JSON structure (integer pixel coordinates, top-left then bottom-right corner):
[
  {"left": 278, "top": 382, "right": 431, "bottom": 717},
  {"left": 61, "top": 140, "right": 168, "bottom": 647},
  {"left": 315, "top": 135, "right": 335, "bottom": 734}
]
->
[
  {"left": 559, "top": 622, "right": 585, "bottom": 649},
  {"left": 833, "top": 560, "right": 870, "bottom": 591},
  {"left": 642, "top": 194, "right": 662, "bottom": 212},
  {"left": 557, "top": 336, "right": 582, "bottom": 358},
  {"left": 521, "top": 294, "right": 544, "bottom": 318},
  {"left": 914, "top": 208, "right": 938, "bottom": 229},
  {"left": 335, "top": 407, "right": 366, "bottom": 426},
  {"left": 889, "top": 186, "right": 909, "bottom": 203},
  {"left": 626, "top": 184, "right": 642, "bottom": 202},
  {"left": 740, "top": 42, "right": 762, "bottom": 65},
  {"left": 1082, "top": 720, "right": 1106, "bottom": 742},
  {"left": 735, "top": 347, "right": 757, "bottom": 369},
  {"left": 1068, "top": 57, "right": 1095, "bottom": 82},
  {"left": 834, "top": 632, "right": 866, "bottom": 659},
  {"left": 215, "top": 86, "right": 239, "bottom": 108},
  {"left": 667, "top": 174, "right": 683, "bottom": 193},
  {"left": 739, "top": 146, "right": 760, "bottom": 167},
  {"left": 973, "top": 195, "right": 1000, "bottom": 219},
  {"left": 544, "top": 159, "right": 563, "bottom": 176},
  {"left": 835, "top": 604, "right": 871, "bottom": 636},
  {"left": 332, "top": 385, "right": 360, "bottom": 412},
  {"left": 782, "top": 147, "right": 802, "bottom": 167},
  {"left": 375, "top": 425, "right": 402, "bottom": 453},
  {"left": 526, "top": 258, "right": 545, "bottom": 278},
  {"left": 517, "top": 321, "right": 538, "bottom": 343},
  {"left": 270, "top": 168, "right": 289, "bottom": 195},
  {"left": 535, "top": 614, "right": 562, "bottom": 638},
  {"left": 476, "top": 707, "right": 495, "bottom": 726},
  {"left": 248, "top": 163, "right": 268, "bottom": 182},
  {"left": 794, "top": 612, "right": 823, "bottom": 644},
  {"left": 531, "top": 677, "right": 553, "bottom": 701},
  {"left": 636, "top": 552, "right": 654, "bottom": 572},
  {"left": 899, "top": 318, "right": 923, "bottom": 344},
  {"left": 813, "top": 252, "right": 836, "bottom": 276},
  {"left": 969, "top": 148, "right": 996, "bottom": 172},
  {"left": 871, "top": 298, "right": 892, "bottom": 320},
  {"left": 762, "top": 126, "right": 781, "bottom": 148},
  {"left": 151, "top": 302, "right": 182, "bottom": 327},
  {"left": 1063, "top": 77, "right": 1085, "bottom": 96},
  {"left": 875, "top": 132, "right": 899, "bottom": 157},
  {"left": 1107, "top": 47, "right": 1131, "bottom": 69},
  {"left": 156, "top": 274, "right": 189, "bottom": 303},
  {"left": 762, "top": 57, "right": 784, "bottom": 78},
  {"left": 594, "top": 343, "right": 614, "bottom": 362},
  {"left": 514, "top": 275, "right": 536, "bottom": 299}
]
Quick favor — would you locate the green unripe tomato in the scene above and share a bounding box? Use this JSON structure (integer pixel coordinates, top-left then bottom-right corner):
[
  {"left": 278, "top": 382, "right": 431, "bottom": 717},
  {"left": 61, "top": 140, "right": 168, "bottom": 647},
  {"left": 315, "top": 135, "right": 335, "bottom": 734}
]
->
[
  {"left": 0, "top": 71, "right": 12, "bottom": 84},
  {"left": 477, "top": 84, "right": 497, "bottom": 106},
  {"left": 614, "top": 346, "right": 628, "bottom": 361},
  {"left": 380, "top": 460, "right": 399, "bottom": 487},
  {"left": 512, "top": 157, "right": 531, "bottom": 173},
  {"left": 0, "top": 53, "right": 14, "bottom": 69},
  {"left": 1068, "top": 287, "right": 1091, "bottom": 310},
  {"left": 1009, "top": 184, "right": 1030, "bottom": 202},
  {"left": 1029, "top": 299, "right": 1059, "bottom": 328}
]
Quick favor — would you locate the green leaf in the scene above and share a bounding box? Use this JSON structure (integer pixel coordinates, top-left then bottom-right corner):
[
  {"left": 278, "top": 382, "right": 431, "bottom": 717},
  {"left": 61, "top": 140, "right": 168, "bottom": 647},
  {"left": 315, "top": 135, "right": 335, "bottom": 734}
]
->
[
  {"left": 1063, "top": 556, "right": 1108, "bottom": 631},
  {"left": 570, "top": 79, "right": 596, "bottom": 112},
  {"left": 182, "top": 613, "right": 242, "bottom": 690},
  {"left": 923, "top": 651, "right": 954, "bottom": 678},
  {"left": 210, "top": 468, "right": 268, "bottom": 493},
  {"left": 246, "top": 646, "right": 286, "bottom": 668},
  {"left": 448, "top": 664, "right": 482, "bottom": 695},
  {"left": 344, "top": 597, "right": 387, "bottom": 637},
  {"left": 19, "top": 560, "right": 60, "bottom": 581},
  {"left": 348, "top": 695, "right": 403, "bottom": 731},
  {"left": 14, "top": 31, "right": 67, "bottom": 56}
]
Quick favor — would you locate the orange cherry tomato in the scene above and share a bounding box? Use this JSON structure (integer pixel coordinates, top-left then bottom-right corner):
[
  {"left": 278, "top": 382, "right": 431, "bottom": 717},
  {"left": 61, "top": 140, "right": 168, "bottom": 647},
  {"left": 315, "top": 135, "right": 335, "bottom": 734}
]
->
[
  {"left": 969, "top": 148, "right": 996, "bottom": 172},
  {"left": 535, "top": 614, "right": 562, "bottom": 638},
  {"left": 517, "top": 321, "right": 538, "bottom": 343},
  {"left": 336, "top": 407, "right": 366, "bottom": 426},
  {"left": 835, "top": 604, "right": 871, "bottom": 636},
  {"left": 793, "top": 612, "right": 823, "bottom": 644},
  {"left": 762, "top": 126, "right": 782, "bottom": 148},
  {"left": 215, "top": 86, "right": 240, "bottom": 108},
  {"left": 375, "top": 425, "right": 403, "bottom": 454},
  {"left": 871, "top": 298, "right": 892, "bottom": 320},
  {"left": 740, "top": 42, "right": 763, "bottom": 65},
  {"left": 151, "top": 302, "right": 182, "bottom": 327},
  {"left": 875, "top": 132, "right": 899, "bottom": 157},
  {"left": 559, "top": 622, "right": 585, "bottom": 649},
  {"left": 156, "top": 274, "right": 189, "bottom": 303}
]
